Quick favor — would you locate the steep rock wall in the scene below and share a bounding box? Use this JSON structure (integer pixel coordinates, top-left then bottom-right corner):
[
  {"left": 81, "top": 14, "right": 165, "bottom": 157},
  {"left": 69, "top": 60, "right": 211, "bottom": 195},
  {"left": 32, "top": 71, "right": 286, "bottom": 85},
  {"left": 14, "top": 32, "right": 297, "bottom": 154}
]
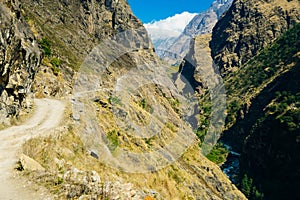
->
[
  {"left": 0, "top": 1, "right": 42, "bottom": 125},
  {"left": 21, "top": 0, "right": 153, "bottom": 97},
  {"left": 210, "top": 0, "right": 300, "bottom": 76}
]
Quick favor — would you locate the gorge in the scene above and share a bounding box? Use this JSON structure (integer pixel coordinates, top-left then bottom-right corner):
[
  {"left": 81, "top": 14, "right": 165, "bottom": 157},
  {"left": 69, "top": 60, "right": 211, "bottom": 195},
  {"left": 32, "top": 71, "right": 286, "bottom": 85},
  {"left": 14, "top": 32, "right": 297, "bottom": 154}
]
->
[{"left": 0, "top": 0, "right": 299, "bottom": 199}]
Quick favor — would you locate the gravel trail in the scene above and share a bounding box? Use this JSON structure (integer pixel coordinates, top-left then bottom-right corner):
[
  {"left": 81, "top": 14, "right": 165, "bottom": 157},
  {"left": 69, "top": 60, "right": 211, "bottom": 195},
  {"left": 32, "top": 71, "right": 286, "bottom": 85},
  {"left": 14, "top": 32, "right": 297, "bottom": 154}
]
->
[{"left": 0, "top": 99, "right": 65, "bottom": 200}]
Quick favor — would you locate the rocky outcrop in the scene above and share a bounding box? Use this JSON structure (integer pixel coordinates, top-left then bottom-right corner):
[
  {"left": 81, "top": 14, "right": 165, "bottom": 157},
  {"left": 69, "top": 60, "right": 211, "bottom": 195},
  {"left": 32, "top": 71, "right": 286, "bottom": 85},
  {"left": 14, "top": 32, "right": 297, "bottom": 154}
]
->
[
  {"left": 178, "top": 33, "right": 227, "bottom": 156},
  {"left": 210, "top": 0, "right": 300, "bottom": 77},
  {"left": 157, "top": 0, "right": 233, "bottom": 65},
  {"left": 21, "top": 0, "right": 152, "bottom": 61},
  {"left": 0, "top": 1, "right": 42, "bottom": 126},
  {"left": 178, "top": 34, "right": 214, "bottom": 91},
  {"left": 61, "top": 167, "right": 147, "bottom": 200}
]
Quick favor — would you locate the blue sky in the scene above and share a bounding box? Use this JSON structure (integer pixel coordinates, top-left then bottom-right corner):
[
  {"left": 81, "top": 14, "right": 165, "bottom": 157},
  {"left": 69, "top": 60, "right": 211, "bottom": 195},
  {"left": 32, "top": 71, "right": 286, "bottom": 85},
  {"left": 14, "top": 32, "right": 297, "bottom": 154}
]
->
[{"left": 128, "top": 0, "right": 215, "bottom": 23}]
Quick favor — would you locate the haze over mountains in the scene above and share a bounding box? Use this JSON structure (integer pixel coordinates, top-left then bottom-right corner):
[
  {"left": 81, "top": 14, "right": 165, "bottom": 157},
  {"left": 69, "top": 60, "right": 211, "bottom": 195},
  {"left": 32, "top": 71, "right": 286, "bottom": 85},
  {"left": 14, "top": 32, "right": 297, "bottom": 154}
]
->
[
  {"left": 144, "top": 12, "right": 197, "bottom": 55},
  {"left": 146, "top": 0, "right": 233, "bottom": 65}
]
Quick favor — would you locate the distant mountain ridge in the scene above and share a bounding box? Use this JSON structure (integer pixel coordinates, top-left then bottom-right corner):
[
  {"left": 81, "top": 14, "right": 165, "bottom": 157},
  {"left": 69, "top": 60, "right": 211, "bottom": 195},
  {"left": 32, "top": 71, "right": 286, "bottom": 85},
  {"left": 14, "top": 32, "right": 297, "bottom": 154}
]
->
[
  {"left": 183, "top": 0, "right": 233, "bottom": 37},
  {"left": 156, "top": 0, "right": 233, "bottom": 65},
  {"left": 144, "top": 12, "right": 197, "bottom": 56}
]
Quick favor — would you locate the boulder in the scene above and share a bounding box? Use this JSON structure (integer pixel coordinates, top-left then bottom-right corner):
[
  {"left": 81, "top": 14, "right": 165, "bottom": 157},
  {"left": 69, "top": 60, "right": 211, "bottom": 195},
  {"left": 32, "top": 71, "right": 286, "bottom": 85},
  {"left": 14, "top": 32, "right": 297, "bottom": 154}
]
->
[{"left": 19, "top": 154, "right": 45, "bottom": 171}]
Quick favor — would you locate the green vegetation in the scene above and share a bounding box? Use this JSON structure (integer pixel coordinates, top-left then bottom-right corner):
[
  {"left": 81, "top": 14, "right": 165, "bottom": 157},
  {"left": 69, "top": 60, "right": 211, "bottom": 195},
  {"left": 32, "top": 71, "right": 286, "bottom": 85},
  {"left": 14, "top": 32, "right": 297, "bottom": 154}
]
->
[
  {"left": 165, "top": 122, "right": 177, "bottom": 132},
  {"left": 194, "top": 128, "right": 206, "bottom": 144},
  {"left": 269, "top": 91, "right": 300, "bottom": 131},
  {"left": 50, "top": 57, "right": 61, "bottom": 76},
  {"left": 226, "top": 99, "right": 242, "bottom": 125},
  {"left": 108, "top": 96, "right": 121, "bottom": 105},
  {"left": 168, "top": 98, "right": 181, "bottom": 113},
  {"left": 235, "top": 24, "right": 300, "bottom": 200},
  {"left": 24, "top": 15, "right": 29, "bottom": 22},
  {"left": 140, "top": 99, "right": 147, "bottom": 109},
  {"left": 225, "top": 23, "right": 300, "bottom": 126},
  {"left": 107, "top": 130, "right": 119, "bottom": 151},
  {"left": 145, "top": 138, "right": 153, "bottom": 146},
  {"left": 168, "top": 170, "right": 182, "bottom": 184},
  {"left": 206, "top": 143, "right": 229, "bottom": 164},
  {"left": 241, "top": 174, "right": 252, "bottom": 197},
  {"left": 54, "top": 177, "right": 64, "bottom": 186},
  {"left": 168, "top": 165, "right": 183, "bottom": 184},
  {"left": 39, "top": 37, "right": 63, "bottom": 76},
  {"left": 139, "top": 98, "right": 153, "bottom": 113},
  {"left": 196, "top": 94, "right": 211, "bottom": 145},
  {"left": 196, "top": 24, "right": 300, "bottom": 170},
  {"left": 240, "top": 174, "right": 264, "bottom": 200},
  {"left": 251, "top": 91, "right": 300, "bottom": 135},
  {"left": 39, "top": 37, "right": 51, "bottom": 57},
  {"left": 165, "top": 65, "right": 180, "bottom": 78}
]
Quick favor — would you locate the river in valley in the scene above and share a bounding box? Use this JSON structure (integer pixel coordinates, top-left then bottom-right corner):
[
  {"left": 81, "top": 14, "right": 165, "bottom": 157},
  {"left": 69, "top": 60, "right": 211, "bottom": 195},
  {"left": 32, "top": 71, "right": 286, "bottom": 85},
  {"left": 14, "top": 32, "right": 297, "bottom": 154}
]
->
[{"left": 221, "top": 145, "right": 241, "bottom": 184}]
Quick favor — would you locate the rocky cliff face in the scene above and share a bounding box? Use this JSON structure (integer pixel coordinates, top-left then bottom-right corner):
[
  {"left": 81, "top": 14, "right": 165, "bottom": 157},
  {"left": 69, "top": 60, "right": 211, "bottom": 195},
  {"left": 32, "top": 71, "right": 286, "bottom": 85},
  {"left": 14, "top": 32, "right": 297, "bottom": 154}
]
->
[
  {"left": 0, "top": 0, "right": 247, "bottom": 199},
  {"left": 207, "top": 0, "right": 300, "bottom": 199},
  {"left": 0, "top": 1, "right": 42, "bottom": 126},
  {"left": 177, "top": 34, "right": 227, "bottom": 153},
  {"left": 21, "top": 0, "right": 152, "bottom": 97},
  {"left": 210, "top": 0, "right": 300, "bottom": 76},
  {"left": 157, "top": 0, "right": 233, "bottom": 65},
  {"left": 178, "top": 34, "right": 214, "bottom": 92},
  {"left": 238, "top": 24, "right": 300, "bottom": 200}
]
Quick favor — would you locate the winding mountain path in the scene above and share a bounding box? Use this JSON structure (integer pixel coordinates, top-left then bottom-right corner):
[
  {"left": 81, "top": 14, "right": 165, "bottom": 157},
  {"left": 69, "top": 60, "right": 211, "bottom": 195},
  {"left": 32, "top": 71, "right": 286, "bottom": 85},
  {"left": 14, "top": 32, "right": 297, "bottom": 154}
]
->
[{"left": 0, "top": 98, "right": 65, "bottom": 200}]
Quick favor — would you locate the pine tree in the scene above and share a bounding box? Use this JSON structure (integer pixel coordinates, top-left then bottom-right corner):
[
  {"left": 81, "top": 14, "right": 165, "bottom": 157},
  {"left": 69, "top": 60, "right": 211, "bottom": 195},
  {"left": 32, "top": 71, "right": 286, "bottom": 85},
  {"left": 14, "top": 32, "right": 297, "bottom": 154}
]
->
[{"left": 241, "top": 174, "right": 252, "bottom": 198}]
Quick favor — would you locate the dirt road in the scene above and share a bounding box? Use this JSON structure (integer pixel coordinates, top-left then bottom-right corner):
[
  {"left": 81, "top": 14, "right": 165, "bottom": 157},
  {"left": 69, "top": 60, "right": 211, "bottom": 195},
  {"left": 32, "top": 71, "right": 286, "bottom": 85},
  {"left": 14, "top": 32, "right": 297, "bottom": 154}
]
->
[{"left": 0, "top": 98, "right": 65, "bottom": 200}]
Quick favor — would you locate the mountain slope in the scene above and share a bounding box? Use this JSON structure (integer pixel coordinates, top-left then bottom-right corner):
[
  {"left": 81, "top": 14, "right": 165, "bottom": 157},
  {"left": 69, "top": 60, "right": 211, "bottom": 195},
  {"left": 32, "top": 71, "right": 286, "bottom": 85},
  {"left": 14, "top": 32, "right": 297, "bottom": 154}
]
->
[
  {"left": 237, "top": 23, "right": 300, "bottom": 200},
  {"left": 210, "top": 0, "right": 300, "bottom": 76},
  {"left": 183, "top": 0, "right": 233, "bottom": 37},
  {"left": 211, "top": 0, "right": 300, "bottom": 199},
  {"left": 21, "top": 0, "right": 153, "bottom": 97},
  {"left": 220, "top": 22, "right": 300, "bottom": 200},
  {"left": 0, "top": 0, "right": 246, "bottom": 199},
  {"left": 179, "top": 0, "right": 300, "bottom": 199}
]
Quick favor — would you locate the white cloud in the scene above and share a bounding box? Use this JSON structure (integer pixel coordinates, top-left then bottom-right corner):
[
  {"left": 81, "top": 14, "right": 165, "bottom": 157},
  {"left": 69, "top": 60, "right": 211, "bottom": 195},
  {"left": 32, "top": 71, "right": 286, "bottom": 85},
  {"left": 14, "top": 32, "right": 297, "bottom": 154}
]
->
[{"left": 144, "top": 12, "right": 197, "bottom": 40}]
